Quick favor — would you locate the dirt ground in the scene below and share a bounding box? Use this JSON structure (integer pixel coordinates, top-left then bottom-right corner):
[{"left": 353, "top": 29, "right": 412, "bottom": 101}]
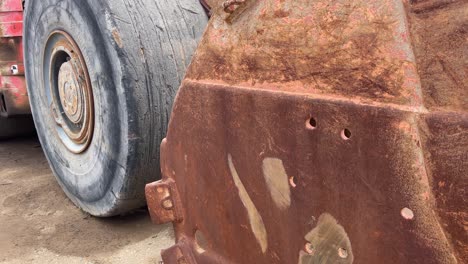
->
[{"left": 0, "top": 136, "right": 174, "bottom": 264}]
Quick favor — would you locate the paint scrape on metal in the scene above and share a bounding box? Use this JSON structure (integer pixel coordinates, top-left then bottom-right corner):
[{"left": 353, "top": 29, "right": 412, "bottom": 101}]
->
[
  {"left": 262, "top": 157, "right": 291, "bottom": 210},
  {"left": 228, "top": 154, "right": 268, "bottom": 253},
  {"left": 299, "top": 213, "right": 354, "bottom": 264}
]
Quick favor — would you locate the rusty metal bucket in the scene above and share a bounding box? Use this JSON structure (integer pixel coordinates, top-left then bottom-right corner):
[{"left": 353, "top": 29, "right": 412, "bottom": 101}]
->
[{"left": 147, "top": 0, "right": 467, "bottom": 263}]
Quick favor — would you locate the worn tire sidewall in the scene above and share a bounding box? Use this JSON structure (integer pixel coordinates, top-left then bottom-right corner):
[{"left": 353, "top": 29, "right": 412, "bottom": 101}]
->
[{"left": 24, "top": 0, "right": 128, "bottom": 215}]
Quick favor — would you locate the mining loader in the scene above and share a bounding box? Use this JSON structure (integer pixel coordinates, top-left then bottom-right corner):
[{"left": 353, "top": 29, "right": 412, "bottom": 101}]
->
[{"left": 0, "top": 0, "right": 466, "bottom": 263}]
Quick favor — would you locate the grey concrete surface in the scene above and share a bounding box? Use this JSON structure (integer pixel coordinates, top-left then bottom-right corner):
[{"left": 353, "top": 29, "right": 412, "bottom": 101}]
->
[{"left": 0, "top": 136, "right": 174, "bottom": 264}]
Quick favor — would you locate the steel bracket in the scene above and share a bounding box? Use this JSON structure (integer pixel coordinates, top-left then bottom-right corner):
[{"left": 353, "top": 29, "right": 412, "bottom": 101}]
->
[
  {"left": 146, "top": 174, "right": 184, "bottom": 225},
  {"left": 161, "top": 240, "right": 198, "bottom": 264}
]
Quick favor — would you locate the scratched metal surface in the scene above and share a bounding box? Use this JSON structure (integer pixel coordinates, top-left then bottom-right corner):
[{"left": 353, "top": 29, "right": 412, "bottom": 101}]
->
[{"left": 147, "top": 0, "right": 467, "bottom": 263}]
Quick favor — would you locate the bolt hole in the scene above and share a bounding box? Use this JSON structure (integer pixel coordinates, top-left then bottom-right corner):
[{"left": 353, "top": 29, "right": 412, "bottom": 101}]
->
[
  {"left": 306, "top": 117, "right": 317, "bottom": 130},
  {"left": 338, "top": 247, "right": 348, "bottom": 258},
  {"left": 161, "top": 199, "right": 173, "bottom": 210},
  {"left": 341, "top": 128, "right": 352, "bottom": 140},
  {"left": 10, "top": 65, "right": 18, "bottom": 74},
  {"left": 289, "top": 176, "right": 297, "bottom": 188},
  {"left": 401, "top": 207, "right": 414, "bottom": 220}
]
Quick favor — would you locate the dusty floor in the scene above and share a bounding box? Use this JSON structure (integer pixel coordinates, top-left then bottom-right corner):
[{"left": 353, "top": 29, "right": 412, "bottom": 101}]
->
[{"left": 0, "top": 136, "right": 174, "bottom": 264}]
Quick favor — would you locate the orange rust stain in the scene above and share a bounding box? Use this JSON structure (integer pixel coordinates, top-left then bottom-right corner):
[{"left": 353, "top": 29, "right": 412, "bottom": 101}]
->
[{"left": 112, "top": 29, "right": 123, "bottom": 48}]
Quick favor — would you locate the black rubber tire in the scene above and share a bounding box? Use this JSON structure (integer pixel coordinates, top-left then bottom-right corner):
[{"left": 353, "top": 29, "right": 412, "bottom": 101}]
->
[
  {"left": 0, "top": 116, "right": 35, "bottom": 139},
  {"left": 24, "top": 0, "right": 208, "bottom": 216}
]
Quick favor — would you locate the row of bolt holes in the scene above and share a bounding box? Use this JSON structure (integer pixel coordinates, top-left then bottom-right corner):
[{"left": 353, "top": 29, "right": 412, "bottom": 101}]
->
[
  {"left": 187, "top": 117, "right": 412, "bottom": 262},
  {"left": 307, "top": 117, "right": 352, "bottom": 140},
  {"left": 307, "top": 117, "right": 349, "bottom": 258},
  {"left": 305, "top": 117, "right": 415, "bottom": 220},
  {"left": 288, "top": 117, "right": 352, "bottom": 188},
  {"left": 193, "top": 229, "right": 350, "bottom": 260},
  {"left": 190, "top": 117, "right": 411, "bottom": 261},
  {"left": 305, "top": 243, "right": 349, "bottom": 259},
  {"left": 304, "top": 117, "right": 412, "bottom": 258},
  {"left": 305, "top": 118, "right": 350, "bottom": 258}
]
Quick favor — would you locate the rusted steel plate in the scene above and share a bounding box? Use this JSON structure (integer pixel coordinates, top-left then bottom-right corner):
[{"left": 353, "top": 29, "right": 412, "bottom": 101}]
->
[
  {"left": 153, "top": 82, "right": 460, "bottom": 264},
  {"left": 408, "top": 0, "right": 467, "bottom": 111},
  {"left": 407, "top": 3, "right": 468, "bottom": 260},
  {"left": 146, "top": 0, "right": 467, "bottom": 263},
  {"left": 189, "top": 0, "right": 423, "bottom": 108},
  {"left": 410, "top": 0, "right": 463, "bottom": 13},
  {"left": 420, "top": 112, "right": 468, "bottom": 262}
]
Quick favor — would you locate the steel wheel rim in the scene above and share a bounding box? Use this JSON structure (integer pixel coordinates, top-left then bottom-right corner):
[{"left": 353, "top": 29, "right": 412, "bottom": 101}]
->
[{"left": 43, "top": 30, "right": 94, "bottom": 153}]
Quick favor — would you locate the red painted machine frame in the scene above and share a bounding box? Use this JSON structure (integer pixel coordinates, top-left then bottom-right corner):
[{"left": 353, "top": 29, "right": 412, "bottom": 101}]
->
[{"left": 0, "top": 0, "right": 30, "bottom": 117}]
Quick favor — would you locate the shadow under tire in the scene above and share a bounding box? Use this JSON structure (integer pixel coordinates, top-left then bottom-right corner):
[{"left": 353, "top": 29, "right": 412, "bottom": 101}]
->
[
  {"left": 0, "top": 116, "right": 35, "bottom": 139},
  {"left": 23, "top": 0, "right": 208, "bottom": 216}
]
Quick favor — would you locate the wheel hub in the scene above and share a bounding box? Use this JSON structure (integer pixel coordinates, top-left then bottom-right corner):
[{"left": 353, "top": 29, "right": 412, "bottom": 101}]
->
[
  {"left": 58, "top": 61, "right": 84, "bottom": 123},
  {"left": 45, "top": 31, "right": 94, "bottom": 153}
]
